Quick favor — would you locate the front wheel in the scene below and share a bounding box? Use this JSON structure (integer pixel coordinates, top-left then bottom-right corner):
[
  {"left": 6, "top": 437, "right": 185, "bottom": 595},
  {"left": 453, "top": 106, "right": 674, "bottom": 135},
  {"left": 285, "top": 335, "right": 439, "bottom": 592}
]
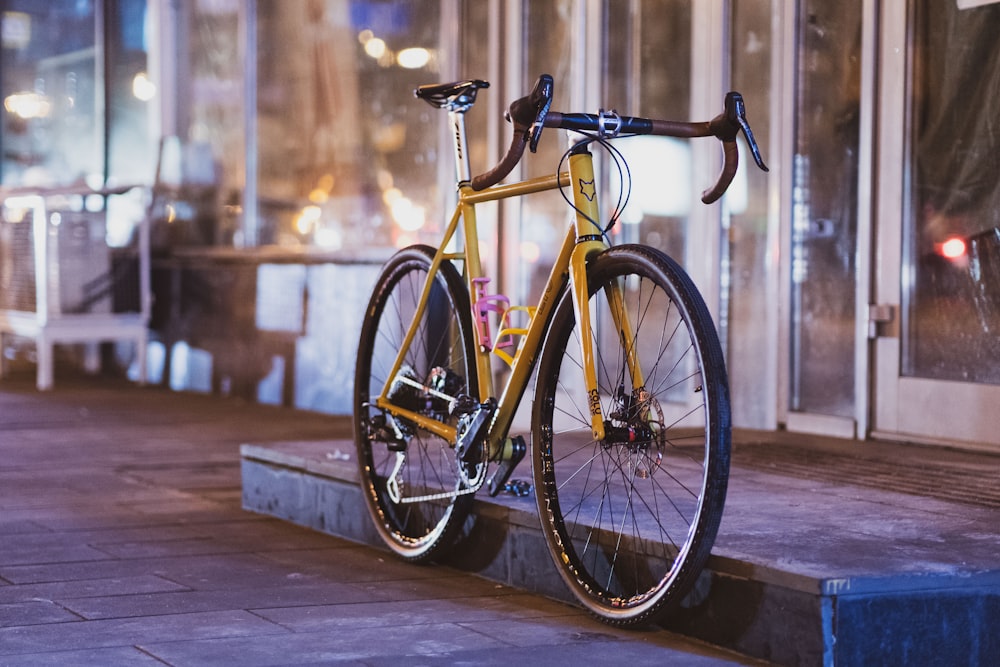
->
[
  {"left": 531, "top": 245, "right": 731, "bottom": 626},
  {"left": 353, "top": 245, "right": 478, "bottom": 562}
]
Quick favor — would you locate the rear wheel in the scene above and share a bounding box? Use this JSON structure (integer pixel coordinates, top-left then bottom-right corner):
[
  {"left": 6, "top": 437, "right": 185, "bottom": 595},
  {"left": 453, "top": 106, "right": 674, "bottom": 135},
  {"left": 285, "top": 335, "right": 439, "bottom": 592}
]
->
[
  {"left": 532, "top": 245, "right": 731, "bottom": 626},
  {"left": 353, "top": 245, "right": 477, "bottom": 562}
]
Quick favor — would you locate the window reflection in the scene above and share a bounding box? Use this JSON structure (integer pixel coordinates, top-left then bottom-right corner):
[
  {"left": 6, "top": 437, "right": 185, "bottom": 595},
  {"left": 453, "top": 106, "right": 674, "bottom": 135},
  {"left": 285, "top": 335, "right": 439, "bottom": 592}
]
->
[
  {"left": 729, "top": 0, "right": 773, "bottom": 428},
  {"left": 788, "top": 1, "right": 861, "bottom": 418},
  {"left": 904, "top": 0, "right": 1000, "bottom": 385},
  {"left": 518, "top": 0, "right": 574, "bottom": 305},
  {"left": 603, "top": 0, "right": 691, "bottom": 265},
  {"left": 107, "top": 0, "right": 153, "bottom": 185},
  {"left": 254, "top": 0, "right": 443, "bottom": 250},
  {"left": 1, "top": 1, "right": 101, "bottom": 186}
]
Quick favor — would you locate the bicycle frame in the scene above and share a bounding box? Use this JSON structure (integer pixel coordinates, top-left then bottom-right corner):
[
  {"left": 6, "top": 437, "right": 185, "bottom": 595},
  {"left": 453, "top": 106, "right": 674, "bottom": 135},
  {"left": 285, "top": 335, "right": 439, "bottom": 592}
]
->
[
  {"left": 358, "top": 74, "right": 763, "bottom": 623},
  {"left": 374, "top": 111, "right": 642, "bottom": 462}
]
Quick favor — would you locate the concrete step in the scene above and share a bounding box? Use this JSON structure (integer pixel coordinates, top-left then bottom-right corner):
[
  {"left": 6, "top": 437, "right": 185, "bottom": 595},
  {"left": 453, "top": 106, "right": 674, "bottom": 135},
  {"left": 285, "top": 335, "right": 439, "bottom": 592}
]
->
[{"left": 241, "top": 438, "right": 1000, "bottom": 666}]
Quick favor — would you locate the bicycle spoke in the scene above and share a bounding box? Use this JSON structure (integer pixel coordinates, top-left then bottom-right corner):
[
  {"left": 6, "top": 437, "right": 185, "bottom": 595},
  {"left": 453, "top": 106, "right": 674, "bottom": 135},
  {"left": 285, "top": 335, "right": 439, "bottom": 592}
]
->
[
  {"left": 533, "top": 246, "right": 730, "bottom": 626},
  {"left": 354, "top": 246, "right": 477, "bottom": 562}
]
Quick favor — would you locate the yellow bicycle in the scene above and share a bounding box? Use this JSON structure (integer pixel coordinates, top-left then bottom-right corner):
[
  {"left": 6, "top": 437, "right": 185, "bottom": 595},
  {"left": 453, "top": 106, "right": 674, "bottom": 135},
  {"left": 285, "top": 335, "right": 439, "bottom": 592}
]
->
[{"left": 353, "top": 74, "right": 767, "bottom": 626}]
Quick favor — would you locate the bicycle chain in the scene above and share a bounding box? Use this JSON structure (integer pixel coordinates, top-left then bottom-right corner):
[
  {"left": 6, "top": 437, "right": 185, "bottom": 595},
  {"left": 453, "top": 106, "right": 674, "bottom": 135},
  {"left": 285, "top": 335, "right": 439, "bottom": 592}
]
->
[
  {"left": 388, "top": 454, "right": 488, "bottom": 504},
  {"left": 394, "top": 482, "right": 482, "bottom": 504}
]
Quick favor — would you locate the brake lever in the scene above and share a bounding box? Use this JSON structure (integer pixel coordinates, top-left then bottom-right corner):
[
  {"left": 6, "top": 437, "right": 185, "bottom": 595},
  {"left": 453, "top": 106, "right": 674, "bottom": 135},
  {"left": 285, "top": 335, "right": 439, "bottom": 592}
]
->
[
  {"left": 528, "top": 74, "right": 554, "bottom": 153},
  {"left": 727, "top": 92, "right": 768, "bottom": 172}
]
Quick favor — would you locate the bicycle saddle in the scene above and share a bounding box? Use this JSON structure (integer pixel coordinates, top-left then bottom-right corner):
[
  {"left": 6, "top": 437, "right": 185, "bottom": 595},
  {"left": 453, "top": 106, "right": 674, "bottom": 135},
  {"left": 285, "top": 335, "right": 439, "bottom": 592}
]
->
[{"left": 415, "top": 79, "right": 490, "bottom": 110}]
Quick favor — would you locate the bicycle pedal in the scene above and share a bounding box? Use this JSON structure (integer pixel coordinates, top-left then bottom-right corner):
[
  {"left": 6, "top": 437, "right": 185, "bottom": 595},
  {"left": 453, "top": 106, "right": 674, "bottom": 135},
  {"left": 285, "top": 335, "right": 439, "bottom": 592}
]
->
[
  {"left": 503, "top": 479, "right": 532, "bottom": 497},
  {"left": 487, "top": 435, "right": 526, "bottom": 497}
]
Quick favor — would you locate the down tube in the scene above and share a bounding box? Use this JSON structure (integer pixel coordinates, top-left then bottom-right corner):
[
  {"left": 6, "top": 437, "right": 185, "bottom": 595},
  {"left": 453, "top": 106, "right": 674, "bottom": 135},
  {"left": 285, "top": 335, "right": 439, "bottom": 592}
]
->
[
  {"left": 458, "top": 193, "right": 495, "bottom": 402},
  {"left": 488, "top": 227, "right": 577, "bottom": 451}
]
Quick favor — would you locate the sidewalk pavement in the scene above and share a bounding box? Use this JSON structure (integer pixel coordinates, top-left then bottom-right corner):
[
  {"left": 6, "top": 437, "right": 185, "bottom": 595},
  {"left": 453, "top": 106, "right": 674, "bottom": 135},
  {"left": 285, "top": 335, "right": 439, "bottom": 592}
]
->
[{"left": 0, "top": 375, "right": 758, "bottom": 666}]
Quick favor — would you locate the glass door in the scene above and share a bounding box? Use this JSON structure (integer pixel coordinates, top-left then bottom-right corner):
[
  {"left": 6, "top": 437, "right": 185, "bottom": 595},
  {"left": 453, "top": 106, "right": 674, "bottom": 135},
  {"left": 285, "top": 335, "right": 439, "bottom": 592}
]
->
[
  {"left": 767, "top": 0, "right": 868, "bottom": 439},
  {"left": 786, "top": 0, "right": 862, "bottom": 433},
  {"left": 515, "top": 0, "right": 716, "bottom": 308},
  {"left": 872, "top": 0, "right": 1000, "bottom": 448}
]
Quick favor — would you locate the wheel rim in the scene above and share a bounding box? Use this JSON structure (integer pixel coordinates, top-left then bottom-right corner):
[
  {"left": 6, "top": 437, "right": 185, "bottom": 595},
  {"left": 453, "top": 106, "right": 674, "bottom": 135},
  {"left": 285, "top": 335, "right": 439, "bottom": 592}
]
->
[
  {"left": 534, "top": 250, "right": 728, "bottom": 621},
  {"left": 355, "top": 249, "right": 475, "bottom": 559}
]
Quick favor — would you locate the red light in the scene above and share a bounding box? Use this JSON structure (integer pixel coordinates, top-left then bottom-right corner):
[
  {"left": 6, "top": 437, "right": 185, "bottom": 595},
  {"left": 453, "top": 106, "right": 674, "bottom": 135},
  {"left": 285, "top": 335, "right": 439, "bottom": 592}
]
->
[{"left": 939, "top": 237, "right": 966, "bottom": 259}]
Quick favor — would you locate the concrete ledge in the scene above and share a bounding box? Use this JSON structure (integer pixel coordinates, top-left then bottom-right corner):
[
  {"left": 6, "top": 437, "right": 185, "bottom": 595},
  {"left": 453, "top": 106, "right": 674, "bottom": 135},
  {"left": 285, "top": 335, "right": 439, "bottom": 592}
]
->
[
  {"left": 240, "top": 441, "right": 572, "bottom": 604},
  {"left": 242, "top": 440, "right": 1000, "bottom": 666}
]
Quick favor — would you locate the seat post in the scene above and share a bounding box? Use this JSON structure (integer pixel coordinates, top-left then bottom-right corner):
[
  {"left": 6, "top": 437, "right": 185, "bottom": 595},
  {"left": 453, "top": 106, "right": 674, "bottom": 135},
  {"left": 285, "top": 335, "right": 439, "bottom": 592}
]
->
[{"left": 447, "top": 109, "right": 472, "bottom": 185}]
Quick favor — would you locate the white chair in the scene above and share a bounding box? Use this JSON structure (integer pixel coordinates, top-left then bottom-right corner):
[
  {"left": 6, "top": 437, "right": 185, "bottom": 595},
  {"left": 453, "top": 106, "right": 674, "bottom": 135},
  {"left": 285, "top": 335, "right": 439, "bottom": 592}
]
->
[{"left": 0, "top": 185, "right": 151, "bottom": 390}]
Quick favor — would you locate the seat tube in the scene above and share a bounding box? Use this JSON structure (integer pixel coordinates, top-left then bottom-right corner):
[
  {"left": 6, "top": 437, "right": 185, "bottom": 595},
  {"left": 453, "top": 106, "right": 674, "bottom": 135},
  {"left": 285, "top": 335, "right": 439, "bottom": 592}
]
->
[
  {"left": 448, "top": 109, "right": 472, "bottom": 183},
  {"left": 451, "top": 109, "right": 494, "bottom": 401},
  {"left": 566, "top": 149, "right": 610, "bottom": 442}
]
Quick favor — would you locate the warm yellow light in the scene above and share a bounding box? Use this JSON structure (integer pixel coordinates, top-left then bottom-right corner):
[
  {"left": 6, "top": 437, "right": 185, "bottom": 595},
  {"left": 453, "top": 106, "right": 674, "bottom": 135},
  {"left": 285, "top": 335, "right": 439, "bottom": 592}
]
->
[
  {"left": 390, "top": 197, "right": 425, "bottom": 232},
  {"left": 132, "top": 72, "right": 156, "bottom": 101},
  {"left": 364, "top": 37, "right": 387, "bottom": 59},
  {"left": 295, "top": 205, "right": 322, "bottom": 234},
  {"left": 4, "top": 91, "right": 50, "bottom": 119},
  {"left": 382, "top": 187, "right": 403, "bottom": 206},
  {"left": 397, "top": 47, "right": 430, "bottom": 69},
  {"left": 316, "top": 173, "right": 335, "bottom": 191}
]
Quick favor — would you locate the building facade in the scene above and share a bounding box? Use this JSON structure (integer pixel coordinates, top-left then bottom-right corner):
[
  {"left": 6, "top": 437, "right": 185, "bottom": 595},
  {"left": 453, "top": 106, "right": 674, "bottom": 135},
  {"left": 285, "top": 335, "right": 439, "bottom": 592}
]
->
[{"left": 1, "top": 0, "right": 998, "bottom": 450}]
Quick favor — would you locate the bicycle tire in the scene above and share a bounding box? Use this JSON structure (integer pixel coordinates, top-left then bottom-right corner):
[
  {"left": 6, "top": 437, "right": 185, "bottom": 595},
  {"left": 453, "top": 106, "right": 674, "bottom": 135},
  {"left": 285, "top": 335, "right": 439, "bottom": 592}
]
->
[
  {"left": 531, "top": 244, "right": 731, "bottom": 626},
  {"left": 353, "top": 244, "right": 478, "bottom": 562}
]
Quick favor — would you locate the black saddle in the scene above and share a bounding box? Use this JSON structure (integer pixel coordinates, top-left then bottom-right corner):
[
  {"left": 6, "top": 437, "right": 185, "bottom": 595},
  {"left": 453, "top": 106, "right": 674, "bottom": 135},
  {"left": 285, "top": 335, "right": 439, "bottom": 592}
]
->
[{"left": 415, "top": 79, "right": 489, "bottom": 110}]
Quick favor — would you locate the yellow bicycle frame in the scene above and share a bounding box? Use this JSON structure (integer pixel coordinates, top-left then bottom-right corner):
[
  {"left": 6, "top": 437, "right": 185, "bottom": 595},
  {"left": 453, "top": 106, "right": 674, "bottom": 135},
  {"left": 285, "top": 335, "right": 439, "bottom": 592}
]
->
[{"left": 374, "top": 148, "right": 643, "bottom": 456}]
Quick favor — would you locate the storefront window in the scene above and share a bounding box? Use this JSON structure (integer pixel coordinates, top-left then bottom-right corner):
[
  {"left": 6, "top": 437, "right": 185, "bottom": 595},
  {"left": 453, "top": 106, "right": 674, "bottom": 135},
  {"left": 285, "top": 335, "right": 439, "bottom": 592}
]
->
[
  {"left": 788, "top": 0, "right": 861, "bottom": 417},
  {"left": 0, "top": 1, "right": 101, "bottom": 186},
  {"left": 903, "top": 0, "right": 1000, "bottom": 385},
  {"left": 518, "top": 0, "right": 575, "bottom": 305},
  {"left": 183, "top": 0, "right": 243, "bottom": 245},
  {"left": 603, "top": 0, "right": 691, "bottom": 264},
  {"left": 729, "top": 0, "right": 773, "bottom": 428},
  {"left": 107, "top": 0, "right": 152, "bottom": 185},
  {"left": 256, "top": 0, "right": 444, "bottom": 251}
]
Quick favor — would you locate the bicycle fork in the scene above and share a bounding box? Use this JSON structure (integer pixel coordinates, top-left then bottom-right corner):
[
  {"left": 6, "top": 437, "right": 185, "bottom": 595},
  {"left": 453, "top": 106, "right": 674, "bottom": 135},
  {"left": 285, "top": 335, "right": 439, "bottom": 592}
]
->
[{"left": 564, "top": 150, "right": 644, "bottom": 444}]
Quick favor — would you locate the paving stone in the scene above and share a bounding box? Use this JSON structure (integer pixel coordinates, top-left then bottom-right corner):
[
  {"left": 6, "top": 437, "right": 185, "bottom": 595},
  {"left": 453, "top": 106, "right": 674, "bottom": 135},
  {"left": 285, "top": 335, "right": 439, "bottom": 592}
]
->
[
  {"left": 139, "top": 620, "right": 506, "bottom": 666},
  {"left": 0, "top": 610, "right": 287, "bottom": 656},
  {"left": 251, "top": 593, "right": 582, "bottom": 631},
  {"left": 0, "top": 552, "right": 329, "bottom": 589},
  {"left": 0, "top": 599, "right": 81, "bottom": 627},
  {"left": 0, "top": 575, "right": 188, "bottom": 604},
  {"left": 359, "top": 638, "right": 750, "bottom": 667},
  {"left": 258, "top": 545, "right": 479, "bottom": 584},
  {"left": 59, "top": 581, "right": 375, "bottom": 620},
  {"left": 0, "top": 541, "right": 113, "bottom": 567},
  {"left": 0, "top": 646, "right": 167, "bottom": 666}
]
